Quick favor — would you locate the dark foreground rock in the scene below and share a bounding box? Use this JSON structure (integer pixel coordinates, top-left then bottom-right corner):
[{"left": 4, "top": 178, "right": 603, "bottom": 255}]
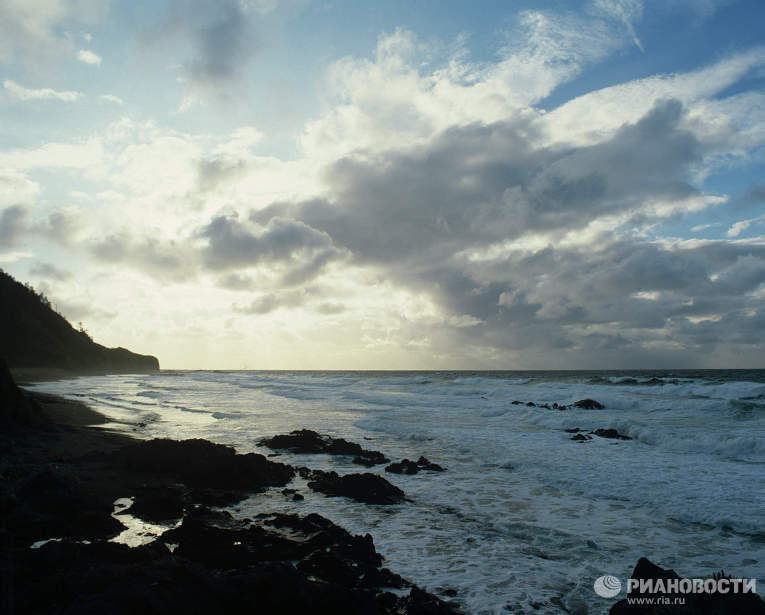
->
[
  {"left": 8, "top": 509, "right": 460, "bottom": 615},
  {"left": 0, "top": 358, "right": 45, "bottom": 424},
  {"left": 386, "top": 456, "right": 446, "bottom": 474},
  {"left": 306, "top": 469, "right": 406, "bottom": 504},
  {"left": 610, "top": 557, "right": 765, "bottom": 615},
  {"left": 113, "top": 438, "right": 295, "bottom": 497},
  {"left": 260, "top": 429, "right": 390, "bottom": 467}
]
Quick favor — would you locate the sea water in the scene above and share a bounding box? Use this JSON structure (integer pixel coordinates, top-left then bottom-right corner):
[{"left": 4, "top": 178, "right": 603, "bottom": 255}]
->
[{"left": 28, "top": 370, "right": 765, "bottom": 614}]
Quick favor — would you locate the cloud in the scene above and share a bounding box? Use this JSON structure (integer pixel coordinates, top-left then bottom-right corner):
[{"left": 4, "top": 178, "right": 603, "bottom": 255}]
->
[
  {"left": 77, "top": 49, "right": 102, "bottom": 65},
  {"left": 30, "top": 262, "right": 71, "bottom": 281},
  {"left": 746, "top": 184, "right": 765, "bottom": 202},
  {"left": 541, "top": 46, "right": 765, "bottom": 147},
  {"left": 198, "top": 214, "right": 343, "bottom": 282},
  {"left": 0, "top": 169, "right": 39, "bottom": 206},
  {"left": 727, "top": 215, "right": 765, "bottom": 238},
  {"left": 262, "top": 99, "right": 703, "bottom": 268},
  {"left": 144, "top": 0, "right": 262, "bottom": 94},
  {"left": 100, "top": 94, "right": 124, "bottom": 105},
  {"left": 0, "top": 0, "right": 107, "bottom": 70},
  {"left": 591, "top": 0, "right": 644, "bottom": 51},
  {"left": 90, "top": 233, "right": 195, "bottom": 281},
  {"left": 233, "top": 288, "right": 347, "bottom": 316},
  {"left": 234, "top": 289, "right": 308, "bottom": 314},
  {"left": 242, "top": 95, "right": 765, "bottom": 365},
  {"left": 37, "top": 208, "right": 85, "bottom": 246},
  {"left": 0, "top": 205, "right": 27, "bottom": 247},
  {"left": 3, "top": 79, "right": 82, "bottom": 102},
  {"left": 300, "top": 14, "right": 639, "bottom": 162}
]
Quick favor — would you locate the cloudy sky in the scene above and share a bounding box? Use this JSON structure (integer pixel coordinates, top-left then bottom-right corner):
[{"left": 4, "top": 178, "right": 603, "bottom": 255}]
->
[{"left": 1, "top": 0, "right": 764, "bottom": 369}]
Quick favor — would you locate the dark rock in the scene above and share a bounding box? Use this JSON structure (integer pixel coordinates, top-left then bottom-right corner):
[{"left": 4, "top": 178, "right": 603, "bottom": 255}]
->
[
  {"left": 307, "top": 470, "right": 406, "bottom": 505},
  {"left": 416, "top": 456, "right": 445, "bottom": 471},
  {"left": 262, "top": 429, "right": 334, "bottom": 453},
  {"left": 297, "top": 466, "right": 312, "bottom": 479},
  {"left": 610, "top": 557, "right": 765, "bottom": 615},
  {"left": 0, "top": 358, "right": 45, "bottom": 424},
  {"left": 574, "top": 398, "right": 605, "bottom": 409},
  {"left": 511, "top": 401, "right": 523, "bottom": 405},
  {"left": 592, "top": 428, "right": 632, "bottom": 440},
  {"left": 14, "top": 465, "right": 125, "bottom": 541},
  {"left": 386, "top": 459, "right": 420, "bottom": 474},
  {"left": 564, "top": 428, "right": 583, "bottom": 433},
  {"left": 125, "top": 485, "right": 185, "bottom": 521},
  {"left": 386, "top": 456, "right": 446, "bottom": 475},
  {"left": 112, "top": 438, "right": 294, "bottom": 492},
  {"left": 190, "top": 487, "right": 250, "bottom": 507},
  {"left": 292, "top": 493, "right": 304, "bottom": 501},
  {"left": 526, "top": 401, "right": 536, "bottom": 407},
  {"left": 260, "top": 429, "right": 389, "bottom": 466},
  {"left": 353, "top": 450, "right": 390, "bottom": 467}
]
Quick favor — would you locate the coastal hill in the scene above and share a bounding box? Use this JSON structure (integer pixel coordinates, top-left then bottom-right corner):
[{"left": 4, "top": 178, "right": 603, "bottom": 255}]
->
[{"left": 0, "top": 269, "right": 159, "bottom": 375}]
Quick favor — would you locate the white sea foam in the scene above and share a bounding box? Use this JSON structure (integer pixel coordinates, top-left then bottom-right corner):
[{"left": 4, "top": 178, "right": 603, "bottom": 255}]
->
[{"left": 27, "top": 370, "right": 765, "bottom": 614}]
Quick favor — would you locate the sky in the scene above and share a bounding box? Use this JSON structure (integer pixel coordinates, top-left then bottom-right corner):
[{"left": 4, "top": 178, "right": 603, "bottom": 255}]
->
[{"left": 1, "top": 0, "right": 764, "bottom": 370}]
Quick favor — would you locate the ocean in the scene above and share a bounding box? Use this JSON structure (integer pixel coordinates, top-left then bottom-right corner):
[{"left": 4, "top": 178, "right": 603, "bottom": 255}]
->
[{"left": 29, "top": 370, "right": 765, "bottom": 614}]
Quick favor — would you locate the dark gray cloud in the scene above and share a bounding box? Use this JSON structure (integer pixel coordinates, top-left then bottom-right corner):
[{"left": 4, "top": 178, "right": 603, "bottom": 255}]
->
[
  {"left": 0, "top": 205, "right": 27, "bottom": 247},
  {"left": 234, "top": 288, "right": 346, "bottom": 316},
  {"left": 30, "top": 262, "right": 71, "bottom": 281},
  {"left": 196, "top": 157, "right": 248, "bottom": 193},
  {"left": 90, "top": 234, "right": 193, "bottom": 281},
  {"left": 217, "top": 272, "right": 257, "bottom": 290},
  {"left": 746, "top": 183, "right": 765, "bottom": 202},
  {"left": 146, "top": 0, "right": 260, "bottom": 90},
  {"left": 234, "top": 289, "right": 307, "bottom": 315},
  {"left": 252, "top": 100, "right": 701, "bottom": 267},
  {"left": 241, "top": 99, "right": 762, "bottom": 365},
  {"left": 198, "top": 214, "right": 343, "bottom": 283}
]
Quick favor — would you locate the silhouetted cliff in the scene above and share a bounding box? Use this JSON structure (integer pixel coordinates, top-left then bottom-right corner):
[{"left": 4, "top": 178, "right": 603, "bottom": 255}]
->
[{"left": 0, "top": 270, "right": 159, "bottom": 374}]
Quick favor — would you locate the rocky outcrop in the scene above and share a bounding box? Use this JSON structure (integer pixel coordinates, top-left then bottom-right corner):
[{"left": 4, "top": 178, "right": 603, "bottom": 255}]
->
[
  {"left": 610, "top": 557, "right": 765, "bottom": 614},
  {"left": 113, "top": 438, "right": 295, "bottom": 505},
  {"left": 385, "top": 456, "right": 446, "bottom": 474},
  {"left": 568, "top": 427, "right": 632, "bottom": 442},
  {"left": 260, "top": 429, "right": 389, "bottom": 467},
  {"left": 510, "top": 398, "right": 607, "bottom": 410},
  {"left": 304, "top": 469, "right": 406, "bottom": 505},
  {"left": 9, "top": 508, "right": 461, "bottom": 615},
  {"left": 574, "top": 398, "right": 605, "bottom": 409},
  {"left": 592, "top": 428, "right": 631, "bottom": 440}
]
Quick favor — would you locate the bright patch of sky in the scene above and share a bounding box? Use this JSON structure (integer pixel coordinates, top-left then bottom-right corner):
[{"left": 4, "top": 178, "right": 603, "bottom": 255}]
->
[{"left": 1, "top": 0, "right": 764, "bottom": 369}]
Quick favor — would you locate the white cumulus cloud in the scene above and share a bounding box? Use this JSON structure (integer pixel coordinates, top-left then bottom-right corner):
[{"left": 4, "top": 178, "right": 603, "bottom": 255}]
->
[
  {"left": 3, "top": 79, "right": 82, "bottom": 102},
  {"left": 77, "top": 49, "right": 102, "bottom": 65}
]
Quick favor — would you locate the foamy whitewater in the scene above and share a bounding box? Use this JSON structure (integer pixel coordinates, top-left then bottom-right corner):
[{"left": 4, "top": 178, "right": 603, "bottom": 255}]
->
[{"left": 29, "top": 370, "right": 765, "bottom": 614}]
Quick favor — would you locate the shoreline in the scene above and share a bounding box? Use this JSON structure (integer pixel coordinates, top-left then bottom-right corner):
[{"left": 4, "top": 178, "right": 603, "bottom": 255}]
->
[
  {"left": 1, "top": 383, "right": 462, "bottom": 615},
  {"left": 4, "top": 380, "right": 764, "bottom": 614}
]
